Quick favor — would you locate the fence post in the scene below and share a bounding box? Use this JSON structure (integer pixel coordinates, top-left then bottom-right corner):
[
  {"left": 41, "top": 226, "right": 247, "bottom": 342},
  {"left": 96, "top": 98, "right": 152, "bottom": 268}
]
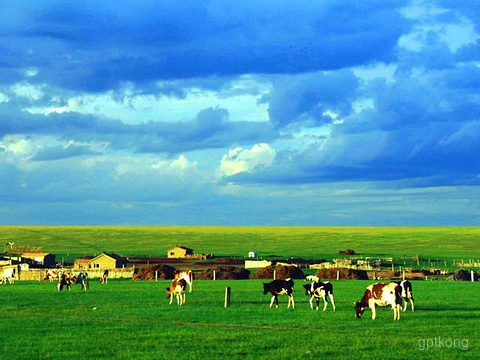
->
[
  {"left": 336, "top": 270, "right": 340, "bottom": 281},
  {"left": 155, "top": 271, "right": 158, "bottom": 282},
  {"left": 402, "top": 270, "right": 405, "bottom": 281},
  {"left": 213, "top": 270, "right": 216, "bottom": 281},
  {"left": 471, "top": 270, "right": 475, "bottom": 283},
  {"left": 391, "top": 263, "right": 394, "bottom": 271},
  {"left": 273, "top": 270, "right": 276, "bottom": 280},
  {"left": 224, "top": 287, "right": 231, "bottom": 308}
]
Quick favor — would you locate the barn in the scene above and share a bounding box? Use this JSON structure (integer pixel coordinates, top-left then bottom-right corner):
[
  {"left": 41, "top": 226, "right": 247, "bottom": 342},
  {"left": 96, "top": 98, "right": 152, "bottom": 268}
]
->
[
  {"left": 89, "top": 253, "right": 128, "bottom": 269},
  {"left": 21, "top": 253, "right": 56, "bottom": 267},
  {"left": 167, "top": 246, "right": 194, "bottom": 258},
  {"left": 74, "top": 257, "right": 94, "bottom": 269}
]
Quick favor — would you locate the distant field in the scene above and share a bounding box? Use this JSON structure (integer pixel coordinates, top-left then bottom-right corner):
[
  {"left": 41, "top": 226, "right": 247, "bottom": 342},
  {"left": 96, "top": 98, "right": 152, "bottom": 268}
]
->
[
  {"left": 0, "top": 226, "right": 479, "bottom": 262},
  {"left": 0, "top": 280, "right": 478, "bottom": 359}
]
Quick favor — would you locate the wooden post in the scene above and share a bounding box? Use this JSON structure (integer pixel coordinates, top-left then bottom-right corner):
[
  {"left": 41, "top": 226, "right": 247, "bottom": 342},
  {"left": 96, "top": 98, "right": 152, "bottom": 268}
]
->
[
  {"left": 213, "top": 270, "right": 216, "bottom": 281},
  {"left": 444, "top": 261, "right": 447, "bottom": 267},
  {"left": 402, "top": 270, "right": 405, "bottom": 281},
  {"left": 155, "top": 271, "right": 158, "bottom": 282},
  {"left": 224, "top": 287, "right": 231, "bottom": 308},
  {"left": 336, "top": 270, "right": 340, "bottom": 281},
  {"left": 471, "top": 270, "right": 475, "bottom": 283},
  {"left": 391, "top": 263, "right": 394, "bottom": 271},
  {"left": 273, "top": 270, "right": 276, "bottom": 280}
]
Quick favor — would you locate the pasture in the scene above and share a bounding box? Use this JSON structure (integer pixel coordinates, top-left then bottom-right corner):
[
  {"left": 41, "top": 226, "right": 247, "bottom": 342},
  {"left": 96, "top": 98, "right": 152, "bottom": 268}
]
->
[
  {"left": 1, "top": 226, "right": 480, "bottom": 262},
  {"left": 1, "top": 280, "right": 478, "bottom": 359}
]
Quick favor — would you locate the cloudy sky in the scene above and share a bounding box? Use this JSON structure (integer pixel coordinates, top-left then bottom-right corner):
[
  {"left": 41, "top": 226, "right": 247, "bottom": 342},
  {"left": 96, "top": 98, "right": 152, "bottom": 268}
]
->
[{"left": 1, "top": 1, "right": 479, "bottom": 225}]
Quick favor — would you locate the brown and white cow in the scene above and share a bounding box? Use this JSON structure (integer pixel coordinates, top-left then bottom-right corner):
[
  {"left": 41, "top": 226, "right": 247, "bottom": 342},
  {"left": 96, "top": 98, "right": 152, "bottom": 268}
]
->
[
  {"left": 173, "top": 270, "right": 193, "bottom": 293},
  {"left": 354, "top": 283, "right": 402, "bottom": 321},
  {"left": 166, "top": 278, "right": 187, "bottom": 306}
]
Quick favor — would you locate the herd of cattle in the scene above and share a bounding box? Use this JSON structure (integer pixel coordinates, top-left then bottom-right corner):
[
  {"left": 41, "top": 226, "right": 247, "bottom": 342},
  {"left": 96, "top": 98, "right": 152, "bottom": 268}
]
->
[
  {"left": 1, "top": 267, "right": 415, "bottom": 321},
  {"left": 167, "top": 271, "right": 414, "bottom": 321}
]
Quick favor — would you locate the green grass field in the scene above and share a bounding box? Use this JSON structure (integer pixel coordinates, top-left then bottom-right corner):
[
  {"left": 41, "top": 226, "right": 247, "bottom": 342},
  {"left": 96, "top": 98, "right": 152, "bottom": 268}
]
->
[
  {"left": 1, "top": 226, "right": 480, "bottom": 261},
  {"left": 1, "top": 280, "right": 478, "bottom": 359}
]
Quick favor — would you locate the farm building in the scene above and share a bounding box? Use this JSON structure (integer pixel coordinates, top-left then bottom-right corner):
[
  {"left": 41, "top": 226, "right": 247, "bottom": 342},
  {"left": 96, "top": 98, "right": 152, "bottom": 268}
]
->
[
  {"left": 89, "top": 253, "right": 128, "bottom": 269},
  {"left": 74, "top": 257, "right": 94, "bottom": 269},
  {"left": 21, "top": 253, "right": 56, "bottom": 267},
  {"left": 247, "top": 251, "right": 257, "bottom": 258},
  {"left": 167, "top": 246, "right": 194, "bottom": 258},
  {"left": 245, "top": 260, "right": 272, "bottom": 269}
]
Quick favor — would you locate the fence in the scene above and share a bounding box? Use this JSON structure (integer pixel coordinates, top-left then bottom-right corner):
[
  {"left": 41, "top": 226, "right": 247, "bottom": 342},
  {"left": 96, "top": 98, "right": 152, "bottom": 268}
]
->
[{"left": 15, "top": 268, "right": 135, "bottom": 281}]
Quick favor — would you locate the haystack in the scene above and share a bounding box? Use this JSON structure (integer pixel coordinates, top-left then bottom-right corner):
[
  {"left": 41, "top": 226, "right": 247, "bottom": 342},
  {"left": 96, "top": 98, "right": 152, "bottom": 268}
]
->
[
  {"left": 133, "top": 264, "right": 176, "bottom": 280},
  {"left": 252, "top": 265, "right": 305, "bottom": 279},
  {"left": 315, "top": 268, "right": 368, "bottom": 280},
  {"left": 196, "top": 266, "right": 250, "bottom": 280}
]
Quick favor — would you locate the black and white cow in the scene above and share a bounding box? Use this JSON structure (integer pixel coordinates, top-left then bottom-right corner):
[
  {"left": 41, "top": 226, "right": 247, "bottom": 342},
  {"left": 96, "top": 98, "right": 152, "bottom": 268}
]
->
[
  {"left": 263, "top": 278, "right": 295, "bottom": 309},
  {"left": 1, "top": 267, "right": 16, "bottom": 284},
  {"left": 99, "top": 269, "right": 109, "bottom": 284},
  {"left": 57, "top": 273, "right": 72, "bottom": 291},
  {"left": 394, "top": 280, "right": 415, "bottom": 312},
  {"left": 303, "top": 280, "right": 336, "bottom": 311},
  {"left": 354, "top": 283, "right": 402, "bottom": 321},
  {"left": 75, "top": 272, "right": 89, "bottom": 291}
]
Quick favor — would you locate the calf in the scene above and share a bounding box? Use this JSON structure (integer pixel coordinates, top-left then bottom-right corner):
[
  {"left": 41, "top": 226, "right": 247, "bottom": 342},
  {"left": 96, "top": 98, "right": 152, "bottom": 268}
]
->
[
  {"left": 394, "top": 280, "right": 415, "bottom": 312},
  {"left": 174, "top": 270, "right": 193, "bottom": 293},
  {"left": 303, "top": 280, "right": 336, "bottom": 311},
  {"left": 354, "top": 283, "right": 402, "bottom": 321},
  {"left": 263, "top": 278, "right": 295, "bottom": 309},
  {"left": 166, "top": 278, "right": 186, "bottom": 306}
]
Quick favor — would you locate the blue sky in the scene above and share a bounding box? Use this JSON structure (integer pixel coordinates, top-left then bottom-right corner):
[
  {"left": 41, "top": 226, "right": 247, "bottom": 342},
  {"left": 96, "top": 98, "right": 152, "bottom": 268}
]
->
[{"left": 0, "top": 0, "right": 479, "bottom": 225}]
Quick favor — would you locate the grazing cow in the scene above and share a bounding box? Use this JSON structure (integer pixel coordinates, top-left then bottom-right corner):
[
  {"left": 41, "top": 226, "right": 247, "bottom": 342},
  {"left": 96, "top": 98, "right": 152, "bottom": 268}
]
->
[
  {"left": 263, "top": 278, "right": 295, "bottom": 309},
  {"left": 44, "top": 269, "right": 59, "bottom": 282},
  {"left": 75, "top": 272, "right": 89, "bottom": 291},
  {"left": 57, "top": 273, "right": 72, "bottom": 291},
  {"left": 354, "top": 283, "right": 402, "bottom": 321},
  {"left": 0, "top": 267, "right": 16, "bottom": 284},
  {"left": 394, "top": 280, "right": 415, "bottom": 312},
  {"left": 174, "top": 270, "right": 193, "bottom": 293},
  {"left": 303, "top": 280, "right": 336, "bottom": 311},
  {"left": 166, "top": 278, "right": 187, "bottom": 305},
  {"left": 99, "top": 269, "right": 109, "bottom": 284}
]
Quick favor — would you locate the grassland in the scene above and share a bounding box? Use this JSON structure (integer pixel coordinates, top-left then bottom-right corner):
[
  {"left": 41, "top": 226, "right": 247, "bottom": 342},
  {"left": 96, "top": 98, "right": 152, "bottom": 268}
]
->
[
  {"left": 0, "top": 226, "right": 479, "bottom": 262},
  {"left": 1, "top": 279, "right": 478, "bottom": 359}
]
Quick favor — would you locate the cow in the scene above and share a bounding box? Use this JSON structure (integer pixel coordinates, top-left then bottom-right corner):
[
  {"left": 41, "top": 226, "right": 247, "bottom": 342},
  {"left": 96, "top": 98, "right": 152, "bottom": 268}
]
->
[
  {"left": 44, "top": 269, "right": 59, "bottom": 282},
  {"left": 57, "top": 273, "right": 72, "bottom": 291},
  {"left": 263, "top": 278, "right": 295, "bottom": 309},
  {"left": 99, "top": 269, "right": 109, "bottom": 284},
  {"left": 166, "top": 278, "right": 187, "bottom": 305},
  {"left": 394, "top": 280, "right": 415, "bottom": 312},
  {"left": 303, "top": 280, "right": 336, "bottom": 311},
  {"left": 75, "top": 272, "right": 89, "bottom": 291},
  {"left": 354, "top": 283, "right": 402, "bottom": 321},
  {"left": 0, "top": 267, "right": 16, "bottom": 284},
  {"left": 174, "top": 270, "right": 193, "bottom": 293}
]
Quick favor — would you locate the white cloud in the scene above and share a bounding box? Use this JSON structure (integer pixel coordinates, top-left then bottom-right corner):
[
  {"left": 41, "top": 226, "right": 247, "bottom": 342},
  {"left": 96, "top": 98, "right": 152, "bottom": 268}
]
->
[{"left": 218, "top": 143, "right": 276, "bottom": 177}]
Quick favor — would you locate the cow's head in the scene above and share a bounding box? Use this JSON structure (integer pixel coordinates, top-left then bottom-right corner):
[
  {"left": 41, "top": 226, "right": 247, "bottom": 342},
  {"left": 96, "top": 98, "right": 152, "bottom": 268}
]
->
[
  {"left": 302, "top": 284, "right": 311, "bottom": 295},
  {"left": 263, "top": 283, "right": 270, "bottom": 295},
  {"left": 354, "top": 302, "right": 366, "bottom": 318}
]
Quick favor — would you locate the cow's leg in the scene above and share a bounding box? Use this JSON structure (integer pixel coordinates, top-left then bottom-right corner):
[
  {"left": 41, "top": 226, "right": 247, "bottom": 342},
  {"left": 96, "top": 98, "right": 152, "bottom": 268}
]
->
[
  {"left": 309, "top": 295, "right": 315, "bottom": 310},
  {"left": 269, "top": 295, "right": 276, "bottom": 308},
  {"left": 329, "top": 293, "right": 336, "bottom": 311},
  {"left": 323, "top": 295, "right": 328, "bottom": 311},
  {"left": 410, "top": 297, "right": 415, "bottom": 312},
  {"left": 275, "top": 296, "right": 279, "bottom": 309},
  {"left": 290, "top": 295, "right": 295, "bottom": 309},
  {"left": 371, "top": 304, "right": 376, "bottom": 320},
  {"left": 169, "top": 294, "right": 174, "bottom": 305}
]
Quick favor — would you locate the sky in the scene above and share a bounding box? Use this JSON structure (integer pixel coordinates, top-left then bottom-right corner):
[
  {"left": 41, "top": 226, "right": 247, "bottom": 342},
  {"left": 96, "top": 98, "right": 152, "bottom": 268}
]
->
[{"left": 0, "top": 0, "right": 479, "bottom": 225}]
